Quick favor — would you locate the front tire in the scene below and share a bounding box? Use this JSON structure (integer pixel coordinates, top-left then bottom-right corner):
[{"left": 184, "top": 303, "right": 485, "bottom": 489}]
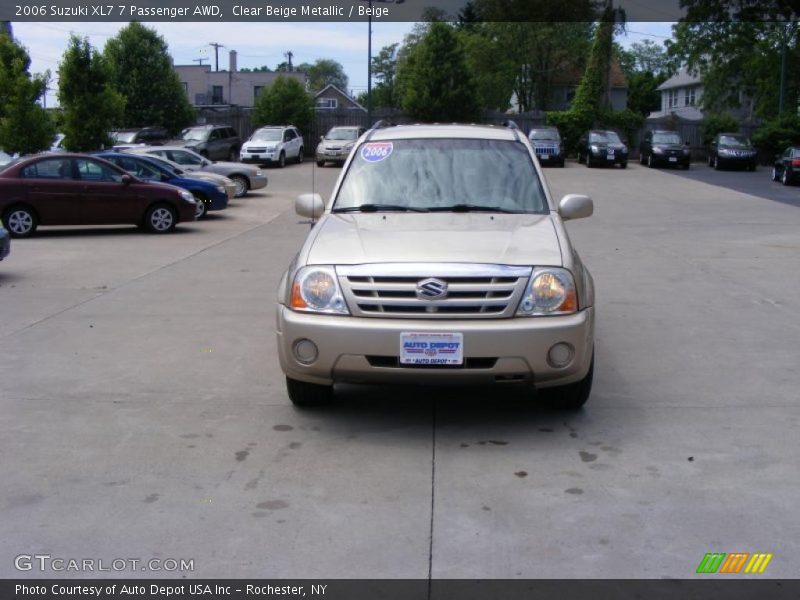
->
[
  {"left": 286, "top": 377, "right": 334, "bottom": 407},
  {"left": 193, "top": 195, "right": 208, "bottom": 219},
  {"left": 647, "top": 154, "right": 654, "bottom": 168},
  {"left": 713, "top": 156, "right": 720, "bottom": 170},
  {"left": 297, "top": 147, "right": 304, "bottom": 163},
  {"left": 278, "top": 152, "right": 286, "bottom": 168},
  {"left": 620, "top": 161, "right": 628, "bottom": 169},
  {"left": 230, "top": 175, "right": 248, "bottom": 198},
  {"left": 3, "top": 205, "right": 38, "bottom": 238},
  {"left": 782, "top": 169, "right": 791, "bottom": 185},
  {"left": 586, "top": 153, "right": 593, "bottom": 168},
  {"left": 144, "top": 203, "right": 177, "bottom": 234},
  {"left": 540, "top": 352, "right": 594, "bottom": 410},
  {"left": 316, "top": 160, "right": 325, "bottom": 167},
  {"left": 772, "top": 167, "right": 780, "bottom": 181}
]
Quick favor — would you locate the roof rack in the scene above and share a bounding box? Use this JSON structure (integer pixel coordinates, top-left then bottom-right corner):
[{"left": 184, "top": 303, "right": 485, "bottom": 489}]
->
[{"left": 364, "top": 119, "right": 397, "bottom": 142}]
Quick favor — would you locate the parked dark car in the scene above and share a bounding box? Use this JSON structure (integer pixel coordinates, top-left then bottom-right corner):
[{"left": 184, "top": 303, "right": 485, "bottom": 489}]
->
[
  {"left": 639, "top": 130, "right": 691, "bottom": 169},
  {"left": 708, "top": 133, "right": 757, "bottom": 171},
  {"left": 0, "top": 154, "right": 197, "bottom": 237},
  {"left": 0, "top": 226, "right": 9, "bottom": 261},
  {"left": 578, "top": 130, "right": 628, "bottom": 168},
  {"left": 771, "top": 146, "right": 800, "bottom": 186},
  {"left": 111, "top": 126, "right": 170, "bottom": 149},
  {"left": 528, "top": 126, "right": 565, "bottom": 167},
  {"left": 171, "top": 125, "right": 241, "bottom": 161},
  {"left": 96, "top": 152, "right": 228, "bottom": 219}
]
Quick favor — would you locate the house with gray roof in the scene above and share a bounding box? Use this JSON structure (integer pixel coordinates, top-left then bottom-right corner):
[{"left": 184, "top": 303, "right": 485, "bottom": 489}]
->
[{"left": 648, "top": 67, "right": 754, "bottom": 122}]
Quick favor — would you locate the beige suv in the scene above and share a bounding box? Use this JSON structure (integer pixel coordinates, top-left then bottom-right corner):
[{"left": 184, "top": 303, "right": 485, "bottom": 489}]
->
[{"left": 276, "top": 124, "right": 595, "bottom": 408}]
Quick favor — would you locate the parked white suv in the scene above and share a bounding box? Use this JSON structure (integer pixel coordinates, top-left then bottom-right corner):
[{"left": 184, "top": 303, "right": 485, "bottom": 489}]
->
[
  {"left": 276, "top": 124, "right": 595, "bottom": 408},
  {"left": 240, "top": 125, "right": 304, "bottom": 167}
]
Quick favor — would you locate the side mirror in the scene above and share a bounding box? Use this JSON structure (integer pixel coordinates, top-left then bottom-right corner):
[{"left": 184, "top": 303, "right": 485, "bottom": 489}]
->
[
  {"left": 296, "top": 193, "right": 325, "bottom": 219},
  {"left": 121, "top": 174, "right": 133, "bottom": 185},
  {"left": 320, "top": 136, "right": 325, "bottom": 141},
  {"left": 558, "top": 194, "right": 593, "bottom": 221}
]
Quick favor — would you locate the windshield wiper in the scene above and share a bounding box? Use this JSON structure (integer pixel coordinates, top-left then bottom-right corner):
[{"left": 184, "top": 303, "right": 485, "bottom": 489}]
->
[
  {"left": 333, "top": 204, "right": 429, "bottom": 213},
  {"left": 428, "top": 204, "right": 519, "bottom": 214}
]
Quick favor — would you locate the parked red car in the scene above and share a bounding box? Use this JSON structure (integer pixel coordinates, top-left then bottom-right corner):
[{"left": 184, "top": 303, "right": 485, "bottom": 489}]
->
[{"left": 0, "top": 154, "right": 197, "bottom": 237}]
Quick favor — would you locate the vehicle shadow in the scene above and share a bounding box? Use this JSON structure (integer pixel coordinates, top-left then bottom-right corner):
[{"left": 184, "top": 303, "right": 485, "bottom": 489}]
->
[{"left": 30, "top": 226, "right": 197, "bottom": 238}]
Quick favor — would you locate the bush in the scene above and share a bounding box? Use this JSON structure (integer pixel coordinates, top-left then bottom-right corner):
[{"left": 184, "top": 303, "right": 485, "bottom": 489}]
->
[
  {"left": 700, "top": 114, "right": 739, "bottom": 146},
  {"left": 253, "top": 76, "right": 313, "bottom": 131},
  {"left": 597, "top": 109, "right": 645, "bottom": 148},
  {"left": 752, "top": 114, "right": 800, "bottom": 161},
  {"left": 545, "top": 109, "right": 592, "bottom": 155}
]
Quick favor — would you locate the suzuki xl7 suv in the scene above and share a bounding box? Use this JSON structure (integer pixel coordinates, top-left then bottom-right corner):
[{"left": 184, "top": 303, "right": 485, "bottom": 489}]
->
[{"left": 276, "top": 124, "right": 595, "bottom": 408}]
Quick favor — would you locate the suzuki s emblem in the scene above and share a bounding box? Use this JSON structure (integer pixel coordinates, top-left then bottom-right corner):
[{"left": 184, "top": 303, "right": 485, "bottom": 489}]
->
[{"left": 416, "top": 278, "right": 448, "bottom": 300}]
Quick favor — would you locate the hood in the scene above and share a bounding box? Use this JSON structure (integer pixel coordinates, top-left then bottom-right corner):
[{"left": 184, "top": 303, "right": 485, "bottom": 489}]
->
[
  {"left": 306, "top": 213, "right": 562, "bottom": 266},
  {"left": 653, "top": 143, "right": 685, "bottom": 151}
]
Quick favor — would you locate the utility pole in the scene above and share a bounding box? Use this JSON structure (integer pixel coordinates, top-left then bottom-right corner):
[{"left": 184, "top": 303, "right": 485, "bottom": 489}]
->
[
  {"left": 284, "top": 51, "right": 294, "bottom": 71},
  {"left": 193, "top": 58, "right": 208, "bottom": 66},
  {"left": 779, "top": 21, "right": 787, "bottom": 115},
  {"left": 209, "top": 42, "right": 224, "bottom": 72}
]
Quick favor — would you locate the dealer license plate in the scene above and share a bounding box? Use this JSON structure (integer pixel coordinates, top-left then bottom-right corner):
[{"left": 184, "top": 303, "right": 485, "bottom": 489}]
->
[
  {"left": 400, "top": 332, "right": 463, "bottom": 366},
  {"left": 668, "top": 157, "right": 677, "bottom": 162},
  {"left": 607, "top": 152, "right": 615, "bottom": 159},
  {"left": 539, "top": 154, "right": 549, "bottom": 159}
]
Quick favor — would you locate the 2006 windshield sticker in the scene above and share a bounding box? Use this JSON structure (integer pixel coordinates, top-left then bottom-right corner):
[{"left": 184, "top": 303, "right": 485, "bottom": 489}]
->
[{"left": 360, "top": 142, "right": 393, "bottom": 163}]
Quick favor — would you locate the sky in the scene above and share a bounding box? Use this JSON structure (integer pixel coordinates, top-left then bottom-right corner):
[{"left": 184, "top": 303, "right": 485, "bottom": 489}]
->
[{"left": 10, "top": 21, "right": 676, "bottom": 108}]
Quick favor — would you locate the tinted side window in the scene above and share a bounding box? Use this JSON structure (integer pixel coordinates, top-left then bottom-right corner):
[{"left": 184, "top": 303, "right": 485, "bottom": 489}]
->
[
  {"left": 76, "top": 159, "right": 123, "bottom": 182},
  {"left": 20, "top": 158, "right": 73, "bottom": 179}
]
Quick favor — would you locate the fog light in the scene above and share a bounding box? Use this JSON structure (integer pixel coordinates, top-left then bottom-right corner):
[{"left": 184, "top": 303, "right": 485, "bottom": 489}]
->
[
  {"left": 293, "top": 339, "right": 319, "bottom": 365},
  {"left": 547, "top": 342, "right": 574, "bottom": 368}
]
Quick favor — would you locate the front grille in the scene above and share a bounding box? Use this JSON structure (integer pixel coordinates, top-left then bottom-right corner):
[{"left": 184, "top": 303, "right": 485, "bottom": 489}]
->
[
  {"left": 535, "top": 146, "right": 558, "bottom": 155},
  {"left": 338, "top": 264, "right": 531, "bottom": 319},
  {"left": 247, "top": 147, "right": 268, "bottom": 153}
]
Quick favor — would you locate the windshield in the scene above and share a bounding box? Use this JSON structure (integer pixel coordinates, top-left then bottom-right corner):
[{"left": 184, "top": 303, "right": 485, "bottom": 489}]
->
[
  {"left": 719, "top": 135, "right": 751, "bottom": 148},
  {"left": 327, "top": 128, "right": 359, "bottom": 141},
  {"left": 180, "top": 127, "right": 210, "bottom": 142},
  {"left": 529, "top": 129, "right": 560, "bottom": 141},
  {"left": 589, "top": 131, "right": 622, "bottom": 144},
  {"left": 250, "top": 129, "right": 282, "bottom": 142},
  {"left": 334, "top": 138, "right": 548, "bottom": 214},
  {"left": 652, "top": 133, "right": 682, "bottom": 145},
  {"left": 113, "top": 132, "right": 137, "bottom": 143}
]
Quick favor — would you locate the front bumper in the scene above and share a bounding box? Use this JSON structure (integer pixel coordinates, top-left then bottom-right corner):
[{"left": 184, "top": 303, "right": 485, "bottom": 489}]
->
[
  {"left": 207, "top": 190, "right": 229, "bottom": 211},
  {"left": 241, "top": 150, "right": 281, "bottom": 165},
  {"left": 534, "top": 150, "right": 565, "bottom": 166},
  {"left": 248, "top": 174, "right": 268, "bottom": 190},
  {"left": 651, "top": 152, "right": 690, "bottom": 167},
  {"left": 316, "top": 149, "right": 351, "bottom": 163},
  {"left": 590, "top": 150, "right": 628, "bottom": 165},
  {"left": 717, "top": 154, "right": 757, "bottom": 169},
  {"left": 276, "top": 305, "right": 595, "bottom": 389}
]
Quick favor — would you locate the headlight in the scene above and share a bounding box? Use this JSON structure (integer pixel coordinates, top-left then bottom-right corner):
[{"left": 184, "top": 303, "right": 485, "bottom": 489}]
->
[
  {"left": 719, "top": 149, "right": 731, "bottom": 156},
  {"left": 653, "top": 147, "right": 664, "bottom": 154},
  {"left": 516, "top": 268, "right": 578, "bottom": 316},
  {"left": 344, "top": 142, "right": 355, "bottom": 150},
  {"left": 290, "top": 266, "right": 349, "bottom": 315},
  {"left": 683, "top": 148, "right": 691, "bottom": 155},
  {"left": 590, "top": 145, "right": 599, "bottom": 152},
  {"left": 216, "top": 185, "right": 225, "bottom": 194},
  {"left": 621, "top": 145, "right": 628, "bottom": 153},
  {"left": 255, "top": 169, "right": 264, "bottom": 176},
  {"left": 179, "top": 190, "right": 195, "bottom": 203}
]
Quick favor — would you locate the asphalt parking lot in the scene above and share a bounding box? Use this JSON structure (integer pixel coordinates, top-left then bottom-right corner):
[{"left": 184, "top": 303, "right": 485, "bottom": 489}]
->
[{"left": 1, "top": 159, "right": 799, "bottom": 579}]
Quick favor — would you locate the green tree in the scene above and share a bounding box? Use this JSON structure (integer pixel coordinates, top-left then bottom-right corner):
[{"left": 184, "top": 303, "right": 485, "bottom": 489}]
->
[
  {"left": 367, "top": 44, "right": 400, "bottom": 109},
  {"left": 571, "top": 5, "right": 618, "bottom": 115},
  {"left": 459, "top": 28, "right": 516, "bottom": 111},
  {"left": 0, "top": 33, "right": 53, "bottom": 154},
  {"left": 297, "top": 58, "right": 348, "bottom": 94},
  {"left": 625, "top": 70, "right": 667, "bottom": 117},
  {"left": 397, "top": 22, "right": 480, "bottom": 122},
  {"left": 58, "top": 35, "right": 124, "bottom": 151},
  {"left": 103, "top": 22, "right": 194, "bottom": 133},
  {"left": 473, "top": 0, "right": 595, "bottom": 111},
  {"left": 669, "top": 2, "right": 799, "bottom": 119},
  {"left": 252, "top": 76, "right": 313, "bottom": 131}
]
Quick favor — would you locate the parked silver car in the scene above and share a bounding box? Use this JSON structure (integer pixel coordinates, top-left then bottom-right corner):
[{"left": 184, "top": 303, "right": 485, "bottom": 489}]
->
[
  {"left": 316, "top": 126, "right": 366, "bottom": 167},
  {"left": 277, "top": 124, "right": 595, "bottom": 408},
  {"left": 127, "top": 146, "right": 267, "bottom": 197}
]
